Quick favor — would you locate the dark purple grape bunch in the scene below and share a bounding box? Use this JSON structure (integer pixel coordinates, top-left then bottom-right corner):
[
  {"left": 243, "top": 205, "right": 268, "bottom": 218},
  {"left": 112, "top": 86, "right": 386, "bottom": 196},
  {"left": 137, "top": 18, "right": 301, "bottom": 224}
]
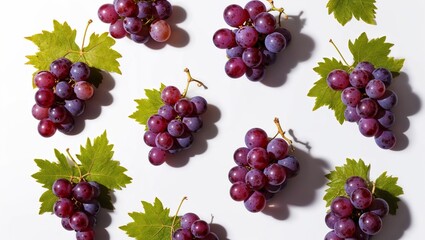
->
[
  {"left": 52, "top": 179, "right": 102, "bottom": 240},
  {"left": 229, "top": 119, "right": 300, "bottom": 213},
  {"left": 326, "top": 61, "right": 398, "bottom": 149},
  {"left": 172, "top": 212, "right": 219, "bottom": 240},
  {"left": 33, "top": 58, "right": 95, "bottom": 137},
  {"left": 98, "top": 0, "right": 173, "bottom": 44},
  {"left": 324, "top": 176, "right": 389, "bottom": 240},
  {"left": 144, "top": 69, "right": 208, "bottom": 166},
  {"left": 212, "top": 0, "right": 291, "bottom": 81}
]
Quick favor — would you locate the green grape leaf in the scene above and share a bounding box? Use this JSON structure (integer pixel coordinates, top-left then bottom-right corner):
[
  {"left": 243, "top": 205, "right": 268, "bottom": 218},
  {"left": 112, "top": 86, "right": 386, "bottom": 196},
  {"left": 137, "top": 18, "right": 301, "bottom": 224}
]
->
[
  {"left": 324, "top": 158, "right": 370, "bottom": 207},
  {"left": 308, "top": 33, "right": 405, "bottom": 124},
  {"left": 327, "top": 0, "right": 377, "bottom": 26},
  {"left": 129, "top": 84, "right": 166, "bottom": 129},
  {"left": 31, "top": 131, "right": 131, "bottom": 214},
  {"left": 25, "top": 20, "right": 121, "bottom": 86},
  {"left": 120, "top": 197, "right": 179, "bottom": 240},
  {"left": 307, "top": 58, "right": 350, "bottom": 124},
  {"left": 374, "top": 172, "right": 404, "bottom": 215}
]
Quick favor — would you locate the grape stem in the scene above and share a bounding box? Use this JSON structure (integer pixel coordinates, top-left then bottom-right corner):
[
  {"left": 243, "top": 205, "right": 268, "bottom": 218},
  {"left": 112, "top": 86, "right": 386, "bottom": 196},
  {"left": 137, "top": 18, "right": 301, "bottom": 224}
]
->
[
  {"left": 65, "top": 148, "right": 83, "bottom": 182},
  {"left": 329, "top": 39, "right": 350, "bottom": 67},
  {"left": 273, "top": 117, "right": 294, "bottom": 151},
  {"left": 267, "top": 0, "right": 288, "bottom": 27},
  {"left": 63, "top": 19, "right": 93, "bottom": 62},
  {"left": 181, "top": 68, "right": 207, "bottom": 98},
  {"left": 170, "top": 196, "right": 188, "bottom": 239}
]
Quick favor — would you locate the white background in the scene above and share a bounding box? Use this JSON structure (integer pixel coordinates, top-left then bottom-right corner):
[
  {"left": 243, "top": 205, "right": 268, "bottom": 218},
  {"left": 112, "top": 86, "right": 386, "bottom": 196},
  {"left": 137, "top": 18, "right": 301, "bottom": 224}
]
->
[{"left": 0, "top": 0, "right": 424, "bottom": 239}]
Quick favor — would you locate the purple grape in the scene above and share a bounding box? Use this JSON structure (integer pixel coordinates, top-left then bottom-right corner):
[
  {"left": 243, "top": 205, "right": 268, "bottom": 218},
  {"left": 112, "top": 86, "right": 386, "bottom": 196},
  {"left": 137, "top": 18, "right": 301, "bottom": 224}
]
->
[
  {"left": 155, "top": 132, "right": 174, "bottom": 150},
  {"left": 356, "top": 98, "right": 378, "bottom": 118},
  {"left": 374, "top": 130, "right": 396, "bottom": 149},
  {"left": 158, "top": 104, "right": 177, "bottom": 121},
  {"left": 377, "top": 109, "right": 395, "bottom": 128},
  {"left": 34, "top": 71, "right": 56, "bottom": 89},
  {"left": 180, "top": 212, "right": 200, "bottom": 230},
  {"left": 50, "top": 57, "right": 72, "bottom": 80},
  {"left": 74, "top": 81, "right": 94, "bottom": 100},
  {"left": 148, "top": 147, "right": 167, "bottom": 165},
  {"left": 369, "top": 198, "right": 389, "bottom": 217},
  {"left": 324, "top": 230, "right": 343, "bottom": 240},
  {"left": 83, "top": 200, "right": 100, "bottom": 216},
  {"left": 366, "top": 79, "right": 386, "bottom": 99},
  {"left": 247, "top": 147, "right": 270, "bottom": 170},
  {"left": 35, "top": 88, "right": 55, "bottom": 108},
  {"left": 73, "top": 182, "right": 95, "bottom": 203},
  {"left": 57, "top": 113, "right": 75, "bottom": 134},
  {"left": 261, "top": 48, "right": 277, "bottom": 66},
  {"left": 130, "top": 27, "right": 151, "bottom": 44},
  {"left": 54, "top": 198, "right": 75, "bottom": 218},
  {"left": 69, "top": 211, "right": 90, "bottom": 231},
  {"left": 359, "top": 212, "right": 382, "bottom": 235},
  {"left": 264, "top": 32, "right": 286, "bottom": 53},
  {"left": 341, "top": 87, "right": 362, "bottom": 107},
  {"left": 245, "top": 67, "right": 265, "bottom": 82},
  {"left": 76, "top": 229, "right": 95, "bottom": 240},
  {"left": 327, "top": 69, "right": 350, "bottom": 90},
  {"left": 55, "top": 81, "right": 73, "bottom": 99},
  {"left": 98, "top": 3, "right": 119, "bottom": 24},
  {"left": 349, "top": 69, "right": 372, "bottom": 88},
  {"left": 172, "top": 228, "right": 192, "bottom": 240},
  {"left": 235, "top": 26, "right": 258, "bottom": 48},
  {"left": 149, "top": 20, "right": 172, "bottom": 42},
  {"left": 233, "top": 147, "right": 249, "bottom": 166},
  {"left": 226, "top": 45, "right": 244, "bottom": 58},
  {"left": 344, "top": 106, "right": 361, "bottom": 122},
  {"left": 123, "top": 17, "right": 143, "bottom": 34},
  {"left": 212, "top": 28, "right": 237, "bottom": 49},
  {"left": 167, "top": 119, "right": 186, "bottom": 137},
  {"left": 161, "top": 85, "right": 181, "bottom": 105},
  {"left": 266, "top": 138, "right": 289, "bottom": 160},
  {"left": 174, "top": 98, "right": 194, "bottom": 117},
  {"left": 350, "top": 187, "right": 373, "bottom": 209},
  {"left": 228, "top": 166, "right": 249, "bottom": 183},
  {"left": 330, "top": 196, "right": 353, "bottom": 218},
  {"left": 223, "top": 4, "right": 249, "bottom": 27},
  {"left": 225, "top": 57, "right": 247, "bottom": 78},
  {"left": 244, "top": 191, "right": 266, "bottom": 212},
  {"left": 114, "top": 0, "right": 138, "bottom": 17},
  {"left": 277, "top": 155, "right": 300, "bottom": 178},
  {"left": 144, "top": 130, "right": 158, "bottom": 147},
  {"left": 263, "top": 163, "right": 286, "bottom": 186},
  {"left": 147, "top": 114, "right": 168, "bottom": 133},
  {"left": 253, "top": 12, "right": 276, "bottom": 34},
  {"left": 377, "top": 90, "right": 398, "bottom": 110},
  {"left": 325, "top": 211, "right": 341, "bottom": 229},
  {"left": 355, "top": 61, "right": 375, "bottom": 74},
  {"left": 52, "top": 178, "right": 73, "bottom": 198},
  {"left": 137, "top": 1, "right": 155, "bottom": 19},
  {"left": 230, "top": 181, "right": 251, "bottom": 201},
  {"left": 32, "top": 104, "right": 49, "bottom": 120},
  {"left": 48, "top": 105, "right": 67, "bottom": 123},
  {"left": 275, "top": 27, "right": 292, "bottom": 45},
  {"left": 175, "top": 131, "right": 194, "bottom": 149},
  {"left": 242, "top": 47, "right": 263, "bottom": 68},
  {"left": 62, "top": 217, "right": 73, "bottom": 231},
  {"left": 109, "top": 19, "right": 127, "bottom": 39},
  {"left": 334, "top": 218, "right": 356, "bottom": 238},
  {"left": 245, "top": 168, "right": 267, "bottom": 190},
  {"left": 191, "top": 220, "right": 210, "bottom": 238},
  {"left": 244, "top": 127, "right": 268, "bottom": 149},
  {"left": 88, "top": 181, "right": 100, "bottom": 198},
  {"left": 344, "top": 176, "right": 368, "bottom": 196},
  {"left": 190, "top": 96, "right": 207, "bottom": 115},
  {"left": 182, "top": 116, "right": 203, "bottom": 132},
  {"left": 244, "top": 0, "right": 266, "bottom": 20},
  {"left": 153, "top": 0, "right": 172, "bottom": 20},
  {"left": 70, "top": 62, "right": 90, "bottom": 82},
  {"left": 64, "top": 99, "right": 85, "bottom": 117},
  {"left": 358, "top": 118, "right": 380, "bottom": 137},
  {"left": 372, "top": 68, "right": 392, "bottom": 87},
  {"left": 38, "top": 118, "right": 56, "bottom": 137}
]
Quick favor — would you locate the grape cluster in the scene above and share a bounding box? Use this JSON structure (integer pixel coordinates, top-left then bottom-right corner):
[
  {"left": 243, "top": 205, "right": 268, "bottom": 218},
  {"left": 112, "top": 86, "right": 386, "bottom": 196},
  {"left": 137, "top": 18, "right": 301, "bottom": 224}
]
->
[
  {"left": 326, "top": 62, "right": 398, "bottom": 149},
  {"left": 172, "top": 212, "right": 219, "bottom": 240},
  {"left": 228, "top": 127, "right": 300, "bottom": 212},
  {"left": 52, "top": 179, "right": 102, "bottom": 240},
  {"left": 144, "top": 85, "right": 207, "bottom": 166},
  {"left": 212, "top": 0, "right": 291, "bottom": 81},
  {"left": 324, "top": 176, "right": 389, "bottom": 240},
  {"left": 32, "top": 58, "right": 95, "bottom": 137},
  {"left": 98, "top": 0, "right": 173, "bottom": 44}
]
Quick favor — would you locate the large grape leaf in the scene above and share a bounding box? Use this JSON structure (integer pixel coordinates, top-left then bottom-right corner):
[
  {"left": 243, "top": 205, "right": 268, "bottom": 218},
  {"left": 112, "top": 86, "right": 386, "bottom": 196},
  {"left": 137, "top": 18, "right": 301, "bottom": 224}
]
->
[
  {"left": 324, "top": 158, "right": 403, "bottom": 215},
  {"left": 327, "top": 0, "right": 377, "bottom": 26},
  {"left": 25, "top": 20, "right": 122, "bottom": 84},
  {"left": 31, "top": 131, "right": 132, "bottom": 214},
  {"left": 308, "top": 32, "right": 405, "bottom": 124},
  {"left": 129, "top": 84, "right": 166, "bottom": 128},
  {"left": 120, "top": 197, "right": 179, "bottom": 240}
]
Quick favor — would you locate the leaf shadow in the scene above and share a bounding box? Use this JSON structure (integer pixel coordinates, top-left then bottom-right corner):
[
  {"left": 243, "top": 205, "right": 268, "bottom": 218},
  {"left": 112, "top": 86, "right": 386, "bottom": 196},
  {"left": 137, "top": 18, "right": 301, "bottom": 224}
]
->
[
  {"left": 389, "top": 72, "right": 421, "bottom": 151},
  {"left": 261, "top": 11, "right": 315, "bottom": 87},
  {"left": 209, "top": 223, "right": 230, "bottom": 240},
  {"left": 66, "top": 70, "right": 115, "bottom": 135},
  {"left": 166, "top": 104, "right": 221, "bottom": 168},
  {"left": 261, "top": 131, "right": 329, "bottom": 220},
  {"left": 373, "top": 200, "right": 411, "bottom": 240},
  {"left": 144, "top": 5, "right": 190, "bottom": 49}
]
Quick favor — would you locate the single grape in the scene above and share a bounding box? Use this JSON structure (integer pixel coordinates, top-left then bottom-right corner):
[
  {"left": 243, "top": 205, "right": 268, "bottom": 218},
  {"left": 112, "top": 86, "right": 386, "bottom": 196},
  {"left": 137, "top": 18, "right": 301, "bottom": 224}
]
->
[
  {"left": 366, "top": 79, "right": 386, "bottom": 99},
  {"left": 358, "top": 212, "right": 382, "bottom": 235},
  {"left": 98, "top": 3, "right": 119, "bottom": 24},
  {"left": 50, "top": 58, "right": 72, "bottom": 79},
  {"left": 253, "top": 12, "right": 276, "bottom": 34},
  {"left": 233, "top": 147, "right": 249, "bottom": 166},
  {"left": 245, "top": 168, "right": 267, "bottom": 190},
  {"left": 244, "top": 191, "right": 266, "bottom": 213},
  {"left": 34, "top": 71, "right": 56, "bottom": 89},
  {"left": 377, "top": 90, "right": 398, "bottom": 110},
  {"left": 153, "top": 0, "right": 172, "bottom": 20},
  {"left": 230, "top": 181, "right": 251, "bottom": 201},
  {"left": 242, "top": 47, "right": 263, "bottom": 68},
  {"left": 275, "top": 27, "right": 292, "bottom": 45},
  {"left": 190, "top": 96, "right": 207, "bottom": 115},
  {"left": 191, "top": 220, "right": 210, "bottom": 238},
  {"left": 245, "top": 67, "right": 265, "bottom": 82},
  {"left": 167, "top": 120, "right": 186, "bottom": 137},
  {"left": 372, "top": 68, "right": 393, "bottom": 87},
  {"left": 358, "top": 118, "right": 380, "bottom": 137},
  {"left": 69, "top": 211, "right": 90, "bottom": 231},
  {"left": 161, "top": 85, "right": 181, "bottom": 105},
  {"left": 88, "top": 181, "right": 101, "bottom": 198},
  {"left": 83, "top": 200, "right": 100, "bottom": 216},
  {"left": 55, "top": 81, "right": 73, "bottom": 99},
  {"left": 213, "top": 28, "right": 237, "bottom": 49},
  {"left": 223, "top": 4, "right": 249, "bottom": 27},
  {"left": 324, "top": 230, "right": 343, "bottom": 240},
  {"left": 244, "top": 127, "right": 268, "bottom": 149},
  {"left": 376, "top": 109, "right": 395, "bottom": 128},
  {"left": 143, "top": 131, "right": 158, "bottom": 147},
  {"left": 228, "top": 166, "right": 249, "bottom": 183},
  {"left": 74, "top": 81, "right": 95, "bottom": 100},
  {"left": 48, "top": 105, "right": 67, "bottom": 123},
  {"left": 334, "top": 218, "right": 356, "bottom": 238},
  {"left": 123, "top": 17, "right": 143, "bottom": 34},
  {"left": 174, "top": 98, "right": 194, "bottom": 117},
  {"left": 263, "top": 163, "right": 286, "bottom": 186},
  {"left": 225, "top": 57, "right": 247, "bottom": 78},
  {"left": 114, "top": 0, "right": 138, "bottom": 17},
  {"left": 147, "top": 114, "right": 168, "bottom": 133},
  {"left": 73, "top": 182, "right": 95, "bottom": 203},
  {"left": 53, "top": 198, "right": 75, "bottom": 218},
  {"left": 226, "top": 45, "right": 244, "bottom": 58},
  {"left": 175, "top": 131, "right": 194, "bottom": 149},
  {"left": 261, "top": 48, "right": 277, "bottom": 66},
  {"left": 180, "top": 212, "right": 200, "bottom": 230},
  {"left": 356, "top": 98, "right": 378, "bottom": 118},
  {"left": 155, "top": 132, "right": 174, "bottom": 150},
  {"left": 244, "top": 0, "right": 267, "bottom": 20},
  {"left": 150, "top": 20, "right": 171, "bottom": 42},
  {"left": 344, "top": 106, "right": 361, "bottom": 123},
  {"left": 137, "top": 1, "right": 155, "bottom": 19},
  {"left": 172, "top": 228, "right": 192, "bottom": 240},
  {"left": 325, "top": 211, "right": 341, "bottom": 229},
  {"left": 32, "top": 104, "right": 49, "bottom": 120},
  {"left": 277, "top": 155, "right": 300, "bottom": 178},
  {"left": 330, "top": 196, "right": 353, "bottom": 218},
  {"left": 344, "top": 176, "right": 368, "bottom": 196},
  {"left": 368, "top": 198, "right": 389, "bottom": 217},
  {"left": 76, "top": 228, "right": 95, "bottom": 240},
  {"left": 64, "top": 99, "right": 85, "bottom": 117},
  {"left": 247, "top": 147, "right": 270, "bottom": 170},
  {"left": 341, "top": 87, "right": 362, "bottom": 107},
  {"left": 266, "top": 138, "right": 289, "bottom": 160},
  {"left": 264, "top": 32, "right": 286, "bottom": 53},
  {"left": 109, "top": 19, "right": 127, "bottom": 39},
  {"left": 70, "top": 62, "right": 90, "bottom": 82},
  {"left": 38, "top": 118, "right": 57, "bottom": 137},
  {"left": 158, "top": 104, "right": 178, "bottom": 121},
  {"left": 350, "top": 187, "right": 373, "bottom": 209},
  {"left": 61, "top": 217, "right": 73, "bottom": 231},
  {"left": 326, "top": 69, "right": 350, "bottom": 90},
  {"left": 57, "top": 113, "right": 75, "bottom": 134},
  {"left": 52, "top": 178, "right": 73, "bottom": 198},
  {"left": 35, "top": 88, "right": 55, "bottom": 108},
  {"left": 349, "top": 69, "right": 372, "bottom": 88},
  {"left": 235, "top": 26, "right": 258, "bottom": 48},
  {"left": 374, "top": 130, "right": 396, "bottom": 149},
  {"left": 355, "top": 61, "right": 375, "bottom": 74},
  {"left": 130, "top": 26, "right": 151, "bottom": 44},
  {"left": 182, "top": 116, "right": 203, "bottom": 132},
  {"left": 148, "top": 147, "right": 167, "bottom": 165}
]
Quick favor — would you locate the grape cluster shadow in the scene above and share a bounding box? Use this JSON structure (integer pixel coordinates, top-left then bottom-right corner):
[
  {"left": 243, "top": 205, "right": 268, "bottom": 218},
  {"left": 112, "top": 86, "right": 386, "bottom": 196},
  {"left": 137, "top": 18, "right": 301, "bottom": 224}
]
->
[
  {"left": 166, "top": 103, "right": 221, "bottom": 167},
  {"left": 93, "top": 190, "right": 116, "bottom": 240},
  {"left": 389, "top": 72, "right": 421, "bottom": 151},
  {"left": 145, "top": 5, "right": 189, "bottom": 49},
  {"left": 261, "top": 12, "right": 315, "bottom": 87},
  {"left": 209, "top": 223, "right": 230, "bottom": 240},
  {"left": 373, "top": 200, "right": 411, "bottom": 240},
  {"left": 261, "top": 134, "right": 329, "bottom": 220},
  {"left": 68, "top": 70, "right": 115, "bottom": 135}
]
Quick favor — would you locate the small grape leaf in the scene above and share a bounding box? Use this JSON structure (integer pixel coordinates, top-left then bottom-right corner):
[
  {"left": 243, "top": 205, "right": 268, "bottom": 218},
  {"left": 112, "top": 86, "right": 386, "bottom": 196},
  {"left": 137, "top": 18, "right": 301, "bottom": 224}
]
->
[
  {"left": 129, "top": 84, "right": 166, "bottom": 129},
  {"left": 31, "top": 131, "right": 131, "bottom": 214},
  {"left": 324, "top": 158, "right": 370, "bottom": 207},
  {"left": 374, "top": 172, "right": 404, "bottom": 215},
  {"left": 120, "top": 197, "right": 179, "bottom": 240},
  {"left": 308, "top": 33, "right": 405, "bottom": 124},
  {"left": 307, "top": 58, "right": 350, "bottom": 124},
  {"left": 327, "top": 0, "right": 377, "bottom": 26}
]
